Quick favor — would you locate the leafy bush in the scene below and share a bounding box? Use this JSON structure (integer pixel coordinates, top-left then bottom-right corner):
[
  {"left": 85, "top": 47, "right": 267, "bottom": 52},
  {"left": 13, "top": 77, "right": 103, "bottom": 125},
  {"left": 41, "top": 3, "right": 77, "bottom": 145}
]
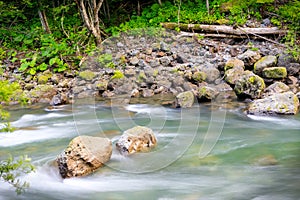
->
[{"left": 0, "top": 155, "right": 35, "bottom": 195}]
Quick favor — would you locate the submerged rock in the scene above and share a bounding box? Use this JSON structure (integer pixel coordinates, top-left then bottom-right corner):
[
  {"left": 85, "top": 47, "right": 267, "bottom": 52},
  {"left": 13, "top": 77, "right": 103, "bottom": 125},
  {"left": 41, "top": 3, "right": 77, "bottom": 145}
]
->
[
  {"left": 56, "top": 136, "right": 112, "bottom": 178},
  {"left": 116, "top": 126, "right": 157, "bottom": 155},
  {"left": 247, "top": 91, "right": 300, "bottom": 115},
  {"left": 234, "top": 71, "right": 265, "bottom": 99},
  {"left": 174, "top": 90, "right": 195, "bottom": 108}
]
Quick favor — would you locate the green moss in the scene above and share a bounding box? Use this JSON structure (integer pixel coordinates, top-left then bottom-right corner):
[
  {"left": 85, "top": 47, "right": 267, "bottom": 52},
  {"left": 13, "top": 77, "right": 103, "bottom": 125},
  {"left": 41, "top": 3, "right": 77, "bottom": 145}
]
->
[
  {"left": 192, "top": 71, "right": 207, "bottom": 82},
  {"left": 37, "top": 75, "right": 49, "bottom": 84},
  {"left": 153, "top": 69, "right": 159, "bottom": 77},
  {"left": 79, "top": 70, "right": 96, "bottom": 81},
  {"left": 96, "top": 80, "right": 108, "bottom": 90},
  {"left": 262, "top": 67, "right": 287, "bottom": 79},
  {"left": 111, "top": 70, "right": 124, "bottom": 80}
]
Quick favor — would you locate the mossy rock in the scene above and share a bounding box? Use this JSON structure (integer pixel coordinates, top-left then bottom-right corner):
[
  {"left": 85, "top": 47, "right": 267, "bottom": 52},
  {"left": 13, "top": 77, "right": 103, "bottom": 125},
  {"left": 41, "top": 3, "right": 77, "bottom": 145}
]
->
[
  {"left": 247, "top": 92, "right": 299, "bottom": 115},
  {"left": 234, "top": 71, "right": 265, "bottom": 99},
  {"left": 174, "top": 91, "right": 194, "bottom": 108},
  {"left": 94, "top": 80, "right": 108, "bottom": 91},
  {"left": 192, "top": 71, "right": 207, "bottom": 82},
  {"left": 79, "top": 70, "right": 96, "bottom": 81},
  {"left": 29, "top": 85, "right": 56, "bottom": 99},
  {"left": 262, "top": 67, "right": 287, "bottom": 79},
  {"left": 197, "top": 86, "right": 219, "bottom": 101},
  {"left": 37, "top": 75, "right": 49, "bottom": 84},
  {"left": 253, "top": 55, "right": 277, "bottom": 75},
  {"left": 224, "top": 58, "right": 244, "bottom": 71},
  {"left": 224, "top": 66, "right": 244, "bottom": 85}
]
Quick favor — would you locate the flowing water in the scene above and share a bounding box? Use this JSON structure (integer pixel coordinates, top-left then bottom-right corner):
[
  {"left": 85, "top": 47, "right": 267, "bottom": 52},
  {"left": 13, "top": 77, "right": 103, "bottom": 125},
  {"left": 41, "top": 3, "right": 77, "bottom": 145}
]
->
[{"left": 0, "top": 100, "right": 300, "bottom": 200}]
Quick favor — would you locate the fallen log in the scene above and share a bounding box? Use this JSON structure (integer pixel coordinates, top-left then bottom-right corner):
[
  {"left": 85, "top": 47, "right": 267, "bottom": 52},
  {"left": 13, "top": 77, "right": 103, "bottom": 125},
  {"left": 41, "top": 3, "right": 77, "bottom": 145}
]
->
[{"left": 161, "top": 22, "right": 287, "bottom": 35}]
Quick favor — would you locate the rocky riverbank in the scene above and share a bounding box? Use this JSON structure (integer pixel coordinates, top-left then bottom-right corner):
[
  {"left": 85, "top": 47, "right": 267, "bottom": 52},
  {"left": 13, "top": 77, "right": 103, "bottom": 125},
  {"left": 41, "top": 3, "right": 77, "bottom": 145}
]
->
[{"left": 2, "top": 29, "right": 300, "bottom": 115}]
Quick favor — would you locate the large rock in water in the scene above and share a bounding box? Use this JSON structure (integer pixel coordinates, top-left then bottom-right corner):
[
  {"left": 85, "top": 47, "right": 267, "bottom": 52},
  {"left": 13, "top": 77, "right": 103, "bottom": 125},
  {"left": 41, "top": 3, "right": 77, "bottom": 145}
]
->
[
  {"left": 116, "top": 126, "right": 157, "bottom": 155},
  {"left": 234, "top": 71, "right": 265, "bottom": 99},
  {"left": 174, "top": 90, "right": 195, "bottom": 108},
  {"left": 56, "top": 136, "right": 112, "bottom": 178},
  {"left": 247, "top": 92, "right": 300, "bottom": 115}
]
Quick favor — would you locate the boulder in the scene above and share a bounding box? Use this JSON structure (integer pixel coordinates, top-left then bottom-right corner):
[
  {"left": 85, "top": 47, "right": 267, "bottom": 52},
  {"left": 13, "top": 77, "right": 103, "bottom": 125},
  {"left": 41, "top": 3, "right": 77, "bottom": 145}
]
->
[
  {"left": 174, "top": 90, "right": 195, "bottom": 108},
  {"left": 191, "top": 71, "right": 207, "bottom": 83},
  {"left": 199, "top": 64, "right": 220, "bottom": 83},
  {"left": 116, "top": 126, "right": 157, "bottom": 155},
  {"left": 224, "top": 66, "right": 244, "bottom": 85},
  {"left": 263, "top": 82, "right": 290, "bottom": 97},
  {"left": 196, "top": 86, "right": 219, "bottom": 101},
  {"left": 262, "top": 67, "right": 287, "bottom": 79},
  {"left": 247, "top": 92, "right": 300, "bottom": 115},
  {"left": 237, "top": 50, "right": 261, "bottom": 68},
  {"left": 254, "top": 55, "right": 277, "bottom": 75},
  {"left": 224, "top": 58, "right": 244, "bottom": 71},
  {"left": 234, "top": 71, "right": 265, "bottom": 99},
  {"left": 56, "top": 136, "right": 112, "bottom": 178}
]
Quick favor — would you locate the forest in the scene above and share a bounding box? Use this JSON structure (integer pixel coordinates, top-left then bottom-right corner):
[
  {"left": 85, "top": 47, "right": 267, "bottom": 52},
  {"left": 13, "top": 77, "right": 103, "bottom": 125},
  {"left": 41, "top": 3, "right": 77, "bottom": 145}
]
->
[{"left": 0, "top": 0, "right": 299, "bottom": 76}]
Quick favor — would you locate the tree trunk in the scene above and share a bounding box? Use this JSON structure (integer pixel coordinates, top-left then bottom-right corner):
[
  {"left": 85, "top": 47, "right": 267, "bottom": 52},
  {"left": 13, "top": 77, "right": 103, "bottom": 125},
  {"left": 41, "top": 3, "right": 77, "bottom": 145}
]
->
[
  {"left": 161, "top": 22, "right": 287, "bottom": 35},
  {"left": 75, "top": 0, "right": 104, "bottom": 46},
  {"left": 158, "top": 0, "right": 162, "bottom": 6},
  {"left": 38, "top": 10, "right": 51, "bottom": 34},
  {"left": 206, "top": 0, "right": 210, "bottom": 15}
]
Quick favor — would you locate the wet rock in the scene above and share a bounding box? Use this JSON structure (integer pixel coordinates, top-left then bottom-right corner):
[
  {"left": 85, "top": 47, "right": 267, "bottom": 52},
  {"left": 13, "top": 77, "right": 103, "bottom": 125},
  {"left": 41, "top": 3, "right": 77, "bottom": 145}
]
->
[
  {"left": 234, "top": 71, "right": 265, "bottom": 99},
  {"left": 196, "top": 86, "right": 219, "bottom": 102},
  {"left": 174, "top": 91, "right": 194, "bottom": 108},
  {"left": 252, "top": 154, "right": 278, "bottom": 166},
  {"left": 247, "top": 92, "right": 299, "bottom": 115},
  {"left": 142, "top": 88, "right": 154, "bottom": 97},
  {"left": 254, "top": 55, "right": 277, "bottom": 75},
  {"left": 94, "top": 79, "right": 108, "bottom": 91},
  {"left": 224, "top": 58, "right": 244, "bottom": 71},
  {"left": 262, "top": 67, "right": 287, "bottom": 79},
  {"left": 56, "top": 136, "right": 112, "bottom": 178},
  {"left": 28, "top": 85, "right": 57, "bottom": 103},
  {"left": 237, "top": 50, "right": 261, "bottom": 68},
  {"left": 50, "top": 94, "right": 63, "bottom": 106},
  {"left": 116, "top": 126, "right": 157, "bottom": 155},
  {"left": 131, "top": 88, "right": 140, "bottom": 97}
]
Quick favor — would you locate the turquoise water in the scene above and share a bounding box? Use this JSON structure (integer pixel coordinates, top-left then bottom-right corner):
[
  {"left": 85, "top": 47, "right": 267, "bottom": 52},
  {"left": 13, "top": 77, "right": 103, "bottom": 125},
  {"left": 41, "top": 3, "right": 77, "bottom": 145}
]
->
[{"left": 0, "top": 100, "right": 299, "bottom": 200}]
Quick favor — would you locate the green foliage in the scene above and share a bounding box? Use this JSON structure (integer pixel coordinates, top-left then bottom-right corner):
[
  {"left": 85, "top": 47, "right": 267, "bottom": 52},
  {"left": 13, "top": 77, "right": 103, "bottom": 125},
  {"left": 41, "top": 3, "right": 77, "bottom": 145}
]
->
[
  {"left": 98, "top": 53, "right": 116, "bottom": 68},
  {"left": 111, "top": 70, "right": 124, "bottom": 80},
  {"left": 0, "top": 155, "right": 35, "bottom": 195},
  {"left": 0, "top": 80, "right": 27, "bottom": 132}
]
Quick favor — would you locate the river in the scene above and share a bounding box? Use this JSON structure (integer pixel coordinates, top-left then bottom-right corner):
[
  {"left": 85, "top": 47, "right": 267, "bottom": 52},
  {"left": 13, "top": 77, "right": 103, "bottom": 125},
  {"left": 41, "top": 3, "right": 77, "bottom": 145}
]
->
[{"left": 0, "top": 99, "right": 300, "bottom": 200}]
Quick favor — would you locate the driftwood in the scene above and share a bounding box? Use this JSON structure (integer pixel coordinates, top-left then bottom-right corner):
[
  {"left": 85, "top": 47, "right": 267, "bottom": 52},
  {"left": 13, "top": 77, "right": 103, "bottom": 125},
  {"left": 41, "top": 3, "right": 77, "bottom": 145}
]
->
[{"left": 161, "top": 22, "right": 287, "bottom": 36}]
